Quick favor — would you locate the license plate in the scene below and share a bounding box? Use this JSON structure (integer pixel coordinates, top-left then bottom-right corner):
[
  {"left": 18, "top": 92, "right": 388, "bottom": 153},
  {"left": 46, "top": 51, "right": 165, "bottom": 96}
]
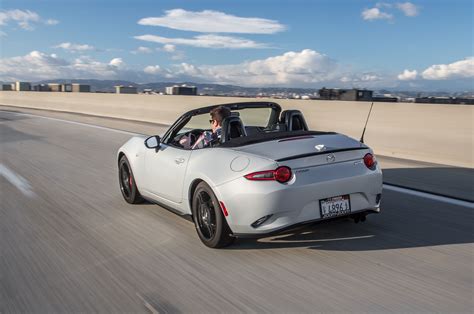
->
[{"left": 319, "top": 195, "right": 351, "bottom": 219}]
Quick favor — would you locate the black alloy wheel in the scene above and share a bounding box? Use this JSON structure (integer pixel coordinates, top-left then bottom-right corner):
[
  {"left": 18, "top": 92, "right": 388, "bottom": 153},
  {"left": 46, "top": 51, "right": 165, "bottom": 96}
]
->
[
  {"left": 192, "top": 182, "right": 234, "bottom": 248},
  {"left": 119, "top": 156, "right": 143, "bottom": 204}
]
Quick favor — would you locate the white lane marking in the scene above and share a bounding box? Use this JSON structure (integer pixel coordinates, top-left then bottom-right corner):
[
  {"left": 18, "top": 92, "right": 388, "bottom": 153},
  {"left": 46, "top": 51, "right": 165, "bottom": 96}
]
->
[
  {"left": 0, "top": 110, "right": 142, "bottom": 136},
  {"left": 383, "top": 184, "right": 473, "bottom": 208},
  {"left": 0, "top": 164, "right": 36, "bottom": 197},
  {"left": 136, "top": 293, "right": 160, "bottom": 314}
]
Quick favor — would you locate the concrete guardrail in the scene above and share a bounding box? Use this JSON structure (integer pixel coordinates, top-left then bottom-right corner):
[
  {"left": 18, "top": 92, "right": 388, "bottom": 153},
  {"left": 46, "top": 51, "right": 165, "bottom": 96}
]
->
[{"left": 1, "top": 91, "right": 472, "bottom": 167}]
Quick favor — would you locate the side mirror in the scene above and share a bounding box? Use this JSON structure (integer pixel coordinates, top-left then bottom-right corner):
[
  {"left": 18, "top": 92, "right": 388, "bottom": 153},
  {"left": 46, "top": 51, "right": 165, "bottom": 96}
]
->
[{"left": 145, "top": 135, "right": 161, "bottom": 149}]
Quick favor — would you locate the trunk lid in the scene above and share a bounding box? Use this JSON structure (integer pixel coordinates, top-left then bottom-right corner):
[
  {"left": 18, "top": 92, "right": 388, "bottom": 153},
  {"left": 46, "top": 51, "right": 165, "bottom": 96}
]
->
[{"left": 232, "top": 134, "right": 370, "bottom": 168}]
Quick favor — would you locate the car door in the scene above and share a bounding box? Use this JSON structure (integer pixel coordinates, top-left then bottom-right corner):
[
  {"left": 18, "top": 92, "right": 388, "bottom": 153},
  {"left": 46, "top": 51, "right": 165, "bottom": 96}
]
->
[{"left": 144, "top": 143, "right": 191, "bottom": 204}]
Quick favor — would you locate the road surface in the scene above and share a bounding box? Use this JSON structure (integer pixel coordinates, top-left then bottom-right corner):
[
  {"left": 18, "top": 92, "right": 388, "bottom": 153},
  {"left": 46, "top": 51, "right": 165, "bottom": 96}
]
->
[{"left": 1, "top": 109, "right": 473, "bottom": 313}]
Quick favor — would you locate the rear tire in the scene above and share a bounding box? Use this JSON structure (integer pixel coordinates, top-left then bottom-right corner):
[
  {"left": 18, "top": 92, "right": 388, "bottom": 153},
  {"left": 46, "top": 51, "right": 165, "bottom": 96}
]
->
[
  {"left": 192, "top": 182, "right": 234, "bottom": 248},
  {"left": 119, "top": 155, "right": 144, "bottom": 204}
]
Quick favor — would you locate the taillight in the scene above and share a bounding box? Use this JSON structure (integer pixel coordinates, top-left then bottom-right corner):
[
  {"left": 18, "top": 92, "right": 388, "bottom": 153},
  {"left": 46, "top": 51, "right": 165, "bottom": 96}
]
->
[
  {"left": 274, "top": 166, "right": 292, "bottom": 183},
  {"left": 244, "top": 166, "right": 292, "bottom": 183},
  {"left": 363, "top": 153, "right": 376, "bottom": 169}
]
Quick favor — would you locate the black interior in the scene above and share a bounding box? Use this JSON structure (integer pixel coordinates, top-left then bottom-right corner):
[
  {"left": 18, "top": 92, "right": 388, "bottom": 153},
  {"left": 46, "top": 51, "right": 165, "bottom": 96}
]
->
[
  {"left": 220, "top": 116, "right": 247, "bottom": 143},
  {"left": 279, "top": 110, "right": 309, "bottom": 131},
  {"left": 218, "top": 109, "right": 319, "bottom": 147},
  {"left": 166, "top": 103, "right": 320, "bottom": 149}
]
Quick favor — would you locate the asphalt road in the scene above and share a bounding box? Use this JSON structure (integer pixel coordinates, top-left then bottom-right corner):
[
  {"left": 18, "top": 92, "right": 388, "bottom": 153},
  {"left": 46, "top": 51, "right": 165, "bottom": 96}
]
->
[{"left": 1, "top": 110, "right": 473, "bottom": 313}]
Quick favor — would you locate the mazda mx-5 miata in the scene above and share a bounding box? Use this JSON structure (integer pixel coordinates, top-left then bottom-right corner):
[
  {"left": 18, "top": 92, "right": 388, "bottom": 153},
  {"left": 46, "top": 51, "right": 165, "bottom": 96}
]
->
[{"left": 117, "top": 102, "right": 382, "bottom": 248}]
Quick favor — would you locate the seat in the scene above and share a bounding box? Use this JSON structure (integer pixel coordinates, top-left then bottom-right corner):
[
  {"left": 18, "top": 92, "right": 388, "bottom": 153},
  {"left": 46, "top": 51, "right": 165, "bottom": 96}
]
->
[
  {"left": 279, "top": 110, "right": 309, "bottom": 131},
  {"left": 220, "top": 116, "right": 247, "bottom": 143}
]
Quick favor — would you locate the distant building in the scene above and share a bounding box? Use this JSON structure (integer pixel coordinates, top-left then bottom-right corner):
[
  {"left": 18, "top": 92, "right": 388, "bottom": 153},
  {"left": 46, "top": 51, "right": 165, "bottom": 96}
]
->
[
  {"left": 318, "top": 88, "right": 373, "bottom": 101},
  {"left": 372, "top": 96, "right": 398, "bottom": 102},
  {"left": 415, "top": 97, "right": 474, "bottom": 105},
  {"left": 33, "top": 84, "right": 50, "bottom": 91},
  {"left": 166, "top": 85, "right": 197, "bottom": 95},
  {"left": 1, "top": 84, "right": 14, "bottom": 91},
  {"left": 72, "top": 84, "right": 90, "bottom": 93},
  {"left": 115, "top": 85, "right": 138, "bottom": 94},
  {"left": 15, "top": 81, "right": 31, "bottom": 91},
  {"left": 48, "top": 83, "right": 62, "bottom": 92},
  {"left": 62, "top": 83, "right": 72, "bottom": 92}
]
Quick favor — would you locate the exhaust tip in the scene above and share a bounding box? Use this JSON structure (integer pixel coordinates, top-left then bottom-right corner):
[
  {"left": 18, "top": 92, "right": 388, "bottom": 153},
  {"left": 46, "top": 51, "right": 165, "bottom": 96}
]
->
[{"left": 251, "top": 215, "right": 273, "bottom": 228}]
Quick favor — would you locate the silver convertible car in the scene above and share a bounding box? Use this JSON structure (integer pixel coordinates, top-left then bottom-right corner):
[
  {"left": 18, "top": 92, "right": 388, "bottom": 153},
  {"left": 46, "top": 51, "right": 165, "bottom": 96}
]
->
[{"left": 117, "top": 102, "right": 382, "bottom": 248}]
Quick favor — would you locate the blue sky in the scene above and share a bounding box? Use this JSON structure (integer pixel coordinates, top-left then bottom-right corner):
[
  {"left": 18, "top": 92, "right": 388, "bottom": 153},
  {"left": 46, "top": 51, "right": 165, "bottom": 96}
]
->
[{"left": 1, "top": 0, "right": 473, "bottom": 90}]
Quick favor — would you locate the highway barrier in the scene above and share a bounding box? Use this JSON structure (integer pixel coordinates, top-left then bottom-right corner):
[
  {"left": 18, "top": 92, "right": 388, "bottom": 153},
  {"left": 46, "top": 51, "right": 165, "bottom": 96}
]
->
[{"left": 1, "top": 91, "right": 472, "bottom": 167}]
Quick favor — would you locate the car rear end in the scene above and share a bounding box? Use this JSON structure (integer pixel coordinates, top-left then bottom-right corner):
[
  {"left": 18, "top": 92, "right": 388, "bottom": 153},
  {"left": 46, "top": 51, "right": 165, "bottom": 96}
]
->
[{"left": 216, "top": 134, "right": 382, "bottom": 236}]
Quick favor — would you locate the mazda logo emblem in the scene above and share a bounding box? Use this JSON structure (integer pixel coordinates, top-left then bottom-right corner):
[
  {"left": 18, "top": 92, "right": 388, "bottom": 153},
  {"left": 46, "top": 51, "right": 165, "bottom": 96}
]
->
[
  {"left": 315, "top": 144, "right": 326, "bottom": 152},
  {"left": 326, "top": 154, "right": 336, "bottom": 163}
]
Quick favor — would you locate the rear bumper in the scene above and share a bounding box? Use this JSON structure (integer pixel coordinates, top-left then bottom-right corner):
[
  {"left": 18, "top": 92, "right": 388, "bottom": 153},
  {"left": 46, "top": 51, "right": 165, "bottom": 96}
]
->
[
  {"left": 214, "top": 160, "right": 383, "bottom": 235},
  {"left": 232, "top": 208, "right": 380, "bottom": 238}
]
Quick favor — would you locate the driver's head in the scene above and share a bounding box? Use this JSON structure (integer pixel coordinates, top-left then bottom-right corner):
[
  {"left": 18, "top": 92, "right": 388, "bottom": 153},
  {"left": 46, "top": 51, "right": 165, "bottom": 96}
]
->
[{"left": 209, "top": 106, "right": 231, "bottom": 132}]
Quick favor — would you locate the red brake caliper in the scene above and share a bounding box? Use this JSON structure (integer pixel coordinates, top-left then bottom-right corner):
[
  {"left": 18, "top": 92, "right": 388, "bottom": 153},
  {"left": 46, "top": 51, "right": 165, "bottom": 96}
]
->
[{"left": 128, "top": 174, "right": 133, "bottom": 190}]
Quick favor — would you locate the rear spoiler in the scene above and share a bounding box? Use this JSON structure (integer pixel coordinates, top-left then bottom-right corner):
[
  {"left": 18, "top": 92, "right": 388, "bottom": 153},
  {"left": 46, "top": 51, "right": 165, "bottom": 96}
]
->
[{"left": 276, "top": 147, "right": 369, "bottom": 162}]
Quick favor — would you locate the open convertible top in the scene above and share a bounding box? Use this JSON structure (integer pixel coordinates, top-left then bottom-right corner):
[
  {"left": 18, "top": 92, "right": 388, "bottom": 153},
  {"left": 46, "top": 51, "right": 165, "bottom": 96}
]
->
[{"left": 219, "top": 130, "right": 335, "bottom": 147}]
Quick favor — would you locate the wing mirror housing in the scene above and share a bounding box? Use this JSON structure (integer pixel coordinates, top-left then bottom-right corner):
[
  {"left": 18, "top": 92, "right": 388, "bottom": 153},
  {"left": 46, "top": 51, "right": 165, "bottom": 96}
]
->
[{"left": 145, "top": 135, "right": 161, "bottom": 149}]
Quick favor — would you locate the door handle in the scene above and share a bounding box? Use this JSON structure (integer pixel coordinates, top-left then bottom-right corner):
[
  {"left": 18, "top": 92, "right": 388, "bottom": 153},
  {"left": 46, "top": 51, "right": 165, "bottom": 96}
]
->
[{"left": 174, "top": 157, "right": 185, "bottom": 164}]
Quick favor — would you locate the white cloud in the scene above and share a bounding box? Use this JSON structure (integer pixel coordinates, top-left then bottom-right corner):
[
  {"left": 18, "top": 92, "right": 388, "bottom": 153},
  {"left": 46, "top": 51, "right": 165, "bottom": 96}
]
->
[
  {"left": 0, "top": 51, "right": 136, "bottom": 81},
  {"left": 157, "top": 44, "right": 185, "bottom": 60},
  {"left": 162, "top": 44, "right": 176, "bottom": 52},
  {"left": 131, "top": 46, "right": 153, "bottom": 54},
  {"left": 45, "top": 19, "right": 59, "bottom": 25},
  {"left": 0, "top": 9, "right": 58, "bottom": 31},
  {"left": 340, "top": 73, "right": 383, "bottom": 84},
  {"left": 361, "top": 8, "right": 393, "bottom": 21},
  {"left": 421, "top": 57, "right": 474, "bottom": 80},
  {"left": 165, "top": 49, "right": 340, "bottom": 86},
  {"left": 363, "top": 2, "right": 419, "bottom": 22},
  {"left": 54, "top": 42, "right": 96, "bottom": 53},
  {"left": 138, "top": 9, "right": 285, "bottom": 34},
  {"left": 109, "top": 58, "right": 124, "bottom": 68},
  {"left": 171, "top": 52, "right": 186, "bottom": 61},
  {"left": 396, "top": 2, "right": 419, "bottom": 17},
  {"left": 8, "top": 49, "right": 456, "bottom": 89},
  {"left": 376, "top": 3, "right": 393, "bottom": 9},
  {"left": 362, "top": 74, "right": 380, "bottom": 81},
  {"left": 1, "top": 49, "right": 388, "bottom": 87},
  {"left": 398, "top": 69, "right": 418, "bottom": 80},
  {"left": 135, "top": 34, "right": 268, "bottom": 49},
  {"left": 144, "top": 65, "right": 161, "bottom": 74}
]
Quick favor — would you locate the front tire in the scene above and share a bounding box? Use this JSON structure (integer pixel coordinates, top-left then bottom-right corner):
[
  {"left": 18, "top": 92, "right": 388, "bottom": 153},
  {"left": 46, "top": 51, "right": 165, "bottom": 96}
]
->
[
  {"left": 119, "top": 155, "right": 144, "bottom": 204},
  {"left": 192, "top": 182, "right": 234, "bottom": 248}
]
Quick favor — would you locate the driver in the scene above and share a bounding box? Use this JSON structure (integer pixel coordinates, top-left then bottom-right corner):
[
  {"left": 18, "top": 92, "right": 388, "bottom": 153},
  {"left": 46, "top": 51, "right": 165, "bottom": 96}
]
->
[{"left": 179, "top": 106, "right": 231, "bottom": 149}]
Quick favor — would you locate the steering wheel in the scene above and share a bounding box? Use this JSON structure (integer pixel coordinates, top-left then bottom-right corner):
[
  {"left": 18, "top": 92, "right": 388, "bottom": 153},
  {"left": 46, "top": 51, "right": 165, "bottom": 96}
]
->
[
  {"left": 187, "top": 129, "right": 204, "bottom": 145},
  {"left": 174, "top": 129, "right": 205, "bottom": 148}
]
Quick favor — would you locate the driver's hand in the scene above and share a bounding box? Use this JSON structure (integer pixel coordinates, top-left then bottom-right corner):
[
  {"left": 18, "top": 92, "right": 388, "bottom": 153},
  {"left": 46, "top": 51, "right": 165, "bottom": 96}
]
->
[{"left": 179, "top": 134, "right": 192, "bottom": 149}]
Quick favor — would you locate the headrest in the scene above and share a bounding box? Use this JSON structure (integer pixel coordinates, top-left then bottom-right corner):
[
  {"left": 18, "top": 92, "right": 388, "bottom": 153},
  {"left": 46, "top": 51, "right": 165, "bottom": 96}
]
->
[
  {"left": 220, "top": 116, "right": 247, "bottom": 143},
  {"left": 279, "top": 110, "right": 309, "bottom": 131}
]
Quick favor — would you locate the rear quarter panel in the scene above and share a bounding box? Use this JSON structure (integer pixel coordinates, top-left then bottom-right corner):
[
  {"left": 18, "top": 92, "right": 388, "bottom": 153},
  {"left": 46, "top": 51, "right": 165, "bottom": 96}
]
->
[{"left": 182, "top": 147, "right": 277, "bottom": 214}]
